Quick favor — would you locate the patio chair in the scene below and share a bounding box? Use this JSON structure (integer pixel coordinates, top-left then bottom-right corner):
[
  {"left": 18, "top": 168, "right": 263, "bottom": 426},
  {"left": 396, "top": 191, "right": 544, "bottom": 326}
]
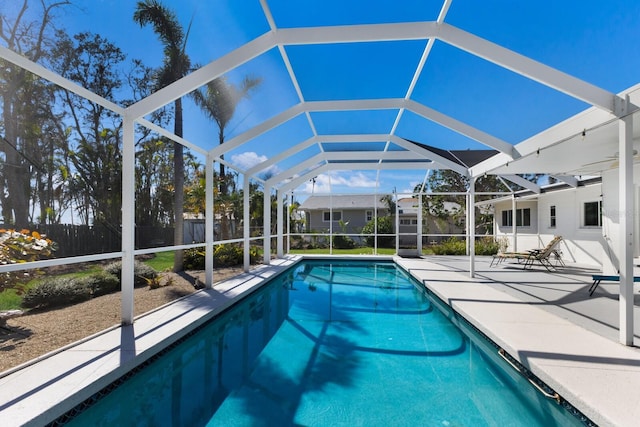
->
[
  {"left": 491, "top": 236, "right": 563, "bottom": 270},
  {"left": 588, "top": 274, "right": 640, "bottom": 296}
]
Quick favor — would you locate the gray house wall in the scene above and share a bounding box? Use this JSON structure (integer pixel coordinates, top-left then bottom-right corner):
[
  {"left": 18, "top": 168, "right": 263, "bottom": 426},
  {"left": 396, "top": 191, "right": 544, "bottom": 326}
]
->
[{"left": 305, "top": 208, "right": 386, "bottom": 233}]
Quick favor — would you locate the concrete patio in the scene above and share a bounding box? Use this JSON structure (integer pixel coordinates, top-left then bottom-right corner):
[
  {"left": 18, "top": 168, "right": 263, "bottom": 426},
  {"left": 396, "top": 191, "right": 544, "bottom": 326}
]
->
[{"left": 397, "top": 255, "right": 640, "bottom": 427}]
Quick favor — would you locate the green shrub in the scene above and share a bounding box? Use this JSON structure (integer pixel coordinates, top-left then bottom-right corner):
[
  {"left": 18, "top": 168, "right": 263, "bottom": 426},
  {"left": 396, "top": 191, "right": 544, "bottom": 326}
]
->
[
  {"left": 430, "top": 237, "right": 500, "bottom": 255},
  {"left": 22, "top": 271, "right": 122, "bottom": 310},
  {"left": 214, "top": 244, "right": 242, "bottom": 267},
  {"left": 22, "top": 276, "right": 91, "bottom": 309},
  {"left": 333, "top": 234, "right": 356, "bottom": 249},
  {"left": 432, "top": 237, "right": 466, "bottom": 255},
  {"left": 184, "top": 248, "right": 205, "bottom": 270},
  {"left": 104, "top": 260, "right": 157, "bottom": 287},
  {"left": 184, "top": 245, "right": 260, "bottom": 270},
  {"left": 85, "top": 271, "right": 121, "bottom": 297},
  {"left": 362, "top": 216, "right": 394, "bottom": 248},
  {"left": 475, "top": 236, "right": 500, "bottom": 255}
]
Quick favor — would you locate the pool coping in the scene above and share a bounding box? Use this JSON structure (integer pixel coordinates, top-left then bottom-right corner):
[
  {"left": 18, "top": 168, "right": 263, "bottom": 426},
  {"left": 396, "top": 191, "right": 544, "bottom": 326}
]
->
[
  {"left": 0, "top": 256, "right": 303, "bottom": 427},
  {"left": 395, "top": 256, "right": 640, "bottom": 427}
]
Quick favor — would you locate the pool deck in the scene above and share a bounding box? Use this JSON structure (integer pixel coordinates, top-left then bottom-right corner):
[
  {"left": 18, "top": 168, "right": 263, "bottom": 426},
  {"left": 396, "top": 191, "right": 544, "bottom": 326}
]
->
[
  {"left": 395, "top": 255, "right": 640, "bottom": 427},
  {"left": 2, "top": 254, "right": 640, "bottom": 426}
]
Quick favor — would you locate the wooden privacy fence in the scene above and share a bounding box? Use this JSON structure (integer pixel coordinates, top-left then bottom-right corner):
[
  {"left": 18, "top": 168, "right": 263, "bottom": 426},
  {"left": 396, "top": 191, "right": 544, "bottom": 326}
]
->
[{"left": 20, "top": 224, "right": 175, "bottom": 258}]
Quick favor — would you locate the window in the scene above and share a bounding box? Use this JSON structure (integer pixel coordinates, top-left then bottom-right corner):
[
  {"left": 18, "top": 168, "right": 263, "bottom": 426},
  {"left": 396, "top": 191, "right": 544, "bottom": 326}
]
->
[
  {"left": 550, "top": 205, "right": 556, "bottom": 228},
  {"left": 501, "top": 208, "right": 531, "bottom": 227},
  {"left": 583, "top": 201, "right": 602, "bottom": 227},
  {"left": 399, "top": 219, "right": 418, "bottom": 225},
  {"left": 365, "top": 210, "right": 373, "bottom": 222},
  {"left": 323, "top": 211, "right": 342, "bottom": 222}
]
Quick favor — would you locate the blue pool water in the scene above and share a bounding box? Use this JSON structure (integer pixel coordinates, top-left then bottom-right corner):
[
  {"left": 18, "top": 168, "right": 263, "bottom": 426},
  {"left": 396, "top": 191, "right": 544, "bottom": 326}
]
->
[{"left": 64, "top": 261, "right": 585, "bottom": 426}]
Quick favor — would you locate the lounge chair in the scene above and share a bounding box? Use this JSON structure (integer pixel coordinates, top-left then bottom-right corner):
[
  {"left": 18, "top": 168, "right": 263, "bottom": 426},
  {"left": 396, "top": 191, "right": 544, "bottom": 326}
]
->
[
  {"left": 588, "top": 274, "right": 640, "bottom": 296},
  {"left": 491, "top": 236, "right": 563, "bottom": 270}
]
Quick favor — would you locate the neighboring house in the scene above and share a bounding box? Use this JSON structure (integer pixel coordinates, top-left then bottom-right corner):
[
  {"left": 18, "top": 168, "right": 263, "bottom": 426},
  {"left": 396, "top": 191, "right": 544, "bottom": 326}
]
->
[
  {"left": 396, "top": 197, "right": 466, "bottom": 246},
  {"left": 298, "top": 194, "right": 465, "bottom": 247},
  {"left": 488, "top": 177, "right": 606, "bottom": 268},
  {"left": 397, "top": 197, "right": 420, "bottom": 247},
  {"left": 298, "top": 194, "right": 390, "bottom": 236}
]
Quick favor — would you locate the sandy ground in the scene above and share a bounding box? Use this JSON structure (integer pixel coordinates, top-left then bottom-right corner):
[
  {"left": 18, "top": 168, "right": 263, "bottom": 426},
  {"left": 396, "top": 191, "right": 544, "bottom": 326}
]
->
[{"left": 0, "top": 267, "right": 244, "bottom": 374}]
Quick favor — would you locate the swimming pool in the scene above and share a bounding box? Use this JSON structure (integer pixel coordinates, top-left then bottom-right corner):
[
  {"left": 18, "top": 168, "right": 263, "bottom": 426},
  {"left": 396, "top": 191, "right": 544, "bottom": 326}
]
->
[{"left": 61, "top": 260, "right": 587, "bottom": 426}]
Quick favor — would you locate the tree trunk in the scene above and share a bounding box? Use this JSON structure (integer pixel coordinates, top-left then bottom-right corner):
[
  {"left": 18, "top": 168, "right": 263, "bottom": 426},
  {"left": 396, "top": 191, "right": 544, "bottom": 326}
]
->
[
  {"left": 173, "top": 98, "right": 185, "bottom": 272},
  {"left": 2, "top": 94, "right": 30, "bottom": 228}
]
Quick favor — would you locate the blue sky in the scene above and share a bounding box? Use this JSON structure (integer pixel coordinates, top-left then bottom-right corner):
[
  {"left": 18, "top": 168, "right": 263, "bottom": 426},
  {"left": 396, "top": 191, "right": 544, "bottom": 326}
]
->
[{"left": 25, "top": 0, "right": 640, "bottom": 195}]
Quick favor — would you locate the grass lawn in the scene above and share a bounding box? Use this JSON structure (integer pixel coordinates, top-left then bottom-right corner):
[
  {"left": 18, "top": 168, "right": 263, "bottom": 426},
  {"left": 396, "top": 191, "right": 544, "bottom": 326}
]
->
[
  {"left": 0, "top": 264, "right": 105, "bottom": 311},
  {"left": 143, "top": 251, "right": 174, "bottom": 271},
  {"left": 0, "top": 254, "right": 175, "bottom": 311}
]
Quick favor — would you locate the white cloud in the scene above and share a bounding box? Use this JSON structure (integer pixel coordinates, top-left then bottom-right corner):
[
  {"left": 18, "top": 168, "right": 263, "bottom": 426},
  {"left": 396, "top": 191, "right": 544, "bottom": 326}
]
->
[
  {"left": 401, "top": 181, "right": 422, "bottom": 194},
  {"left": 300, "top": 172, "right": 377, "bottom": 193},
  {"left": 231, "top": 152, "right": 280, "bottom": 178}
]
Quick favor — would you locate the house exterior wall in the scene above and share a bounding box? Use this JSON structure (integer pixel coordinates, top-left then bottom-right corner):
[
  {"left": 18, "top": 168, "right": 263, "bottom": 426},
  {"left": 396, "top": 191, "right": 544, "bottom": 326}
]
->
[
  {"left": 494, "top": 199, "right": 539, "bottom": 251},
  {"left": 600, "top": 166, "right": 640, "bottom": 274},
  {"left": 305, "top": 209, "right": 382, "bottom": 234},
  {"left": 494, "top": 183, "right": 605, "bottom": 267}
]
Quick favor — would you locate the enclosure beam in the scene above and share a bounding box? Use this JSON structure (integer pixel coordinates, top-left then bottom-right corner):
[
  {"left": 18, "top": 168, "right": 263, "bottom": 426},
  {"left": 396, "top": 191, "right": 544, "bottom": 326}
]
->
[
  {"left": 263, "top": 184, "right": 272, "bottom": 265},
  {"left": 205, "top": 153, "right": 214, "bottom": 288},
  {"left": 501, "top": 174, "right": 541, "bottom": 193},
  {"left": 417, "top": 195, "right": 423, "bottom": 255},
  {"left": 0, "top": 46, "right": 124, "bottom": 116},
  {"left": 243, "top": 175, "right": 251, "bottom": 272},
  {"left": 121, "top": 115, "right": 135, "bottom": 325},
  {"left": 438, "top": 23, "right": 625, "bottom": 115},
  {"left": 127, "top": 32, "right": 275, "bottom": 119},
  {"left": 469, "top": 177, "right": 476, "bottom": 278},
  {"left": 512, "top": 195, "right": 517, "bottom": 252},
  {"left": 618, "top": 95, "right": 634, "bottom": 345},
  {"left": 277, "top": 191, "right": 285, "bottom": 258}
]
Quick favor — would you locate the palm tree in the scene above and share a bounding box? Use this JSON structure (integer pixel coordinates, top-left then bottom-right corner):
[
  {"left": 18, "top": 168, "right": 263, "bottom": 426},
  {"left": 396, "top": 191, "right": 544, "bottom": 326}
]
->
[
  {"left": 134, "top": 0, "right": 192, "bottom": 271},
  {"left": 193, "top": 76, "right": 261, "bottom": 194},
  {"left": 192, "top": 75, "right": 261, "bottom": 239}
]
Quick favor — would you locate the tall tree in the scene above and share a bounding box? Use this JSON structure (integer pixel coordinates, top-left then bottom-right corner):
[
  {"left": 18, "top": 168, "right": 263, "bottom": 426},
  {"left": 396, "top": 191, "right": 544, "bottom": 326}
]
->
[
  {"left": 0, "top": 0, "right": 70, "bottom": 227},
  {"left": 134, "top": 0, "right": 192, "bottom": 271},
  {"left": 193, "top": 76, "right": 261, "bottom": 195},
  {"left": 50, "top": 31, "right": 126, "bottom": 231},
  {"left": 192, "top": 76, "right": 261, "bottom": 240}
]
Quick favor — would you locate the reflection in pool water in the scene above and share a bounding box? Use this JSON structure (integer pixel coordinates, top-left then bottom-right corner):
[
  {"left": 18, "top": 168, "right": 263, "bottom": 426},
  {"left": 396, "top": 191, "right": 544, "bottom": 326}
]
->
[{"left": 65, "top": 261, "right": 585, "bottom": 426}]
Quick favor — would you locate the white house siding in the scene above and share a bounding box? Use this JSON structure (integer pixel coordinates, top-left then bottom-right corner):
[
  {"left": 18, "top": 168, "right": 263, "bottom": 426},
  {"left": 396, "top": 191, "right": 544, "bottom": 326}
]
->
[
  {"left": 494, "top": 183, "right": 605, "bottom": 268},
  {"left": 494, "top": 199, "right": 539, "bottom": 252},
  {"left": 538, "top": 184, "right": 604, "bottom": 268},
  {"left": 600, "top": 166, "right": 640, "bottom": 274}
]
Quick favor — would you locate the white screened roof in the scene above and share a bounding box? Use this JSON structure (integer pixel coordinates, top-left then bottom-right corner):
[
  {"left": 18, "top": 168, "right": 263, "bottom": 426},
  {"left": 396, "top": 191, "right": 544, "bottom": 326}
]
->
[
  {"left": 2, "top": 0, "right": 640, "bottom": 194},
  {"left": 299, "top": 194, "right": 390, "bottom": 210}
]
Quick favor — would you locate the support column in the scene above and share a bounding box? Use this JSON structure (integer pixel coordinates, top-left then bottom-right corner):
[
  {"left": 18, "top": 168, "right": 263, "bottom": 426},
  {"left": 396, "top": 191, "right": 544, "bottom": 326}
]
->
[
  {"left": 374, "top": 194, "right": 378, "bottom": 254},
  {"left": 277, "top": 190, "right": 284, "bottom": 258},
  {"left": 286, "top": 192, "right": 291, "bottom": 255},
  {"left": 511, "top": 195, "right": 517, "bottom": 252},
  {"left": 263, "top": 184, "right": 272, "bottom": 264},
  {"left": 243, "top": 175, "right": 250, "bottom": 272},
  {"left": 205, "top": 153, "right": 214, "bottom": 288},
  {"left": 619, "top": 96, "right": 634, "bottom": 345},
  {"left": 395, "top": 192, "right": 399, "bottom": 254},
  {"left": 417, "top": 193, "right": 423, "bottom": 255},
  {"left": 121, "top": 116, "right": 135, "bottom": 325},
  {"left": 465, "top": 192, "right": 470, "bottom": 256},
  {"left": 469, "top": 177, "right": 476, "bottom": 277}
]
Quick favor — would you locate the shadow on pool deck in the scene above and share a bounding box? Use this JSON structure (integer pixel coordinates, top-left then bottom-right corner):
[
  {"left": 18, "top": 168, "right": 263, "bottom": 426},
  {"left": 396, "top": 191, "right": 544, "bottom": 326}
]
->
[{"left": 405, "top": 255, "right": 640, "bottom": 346}]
